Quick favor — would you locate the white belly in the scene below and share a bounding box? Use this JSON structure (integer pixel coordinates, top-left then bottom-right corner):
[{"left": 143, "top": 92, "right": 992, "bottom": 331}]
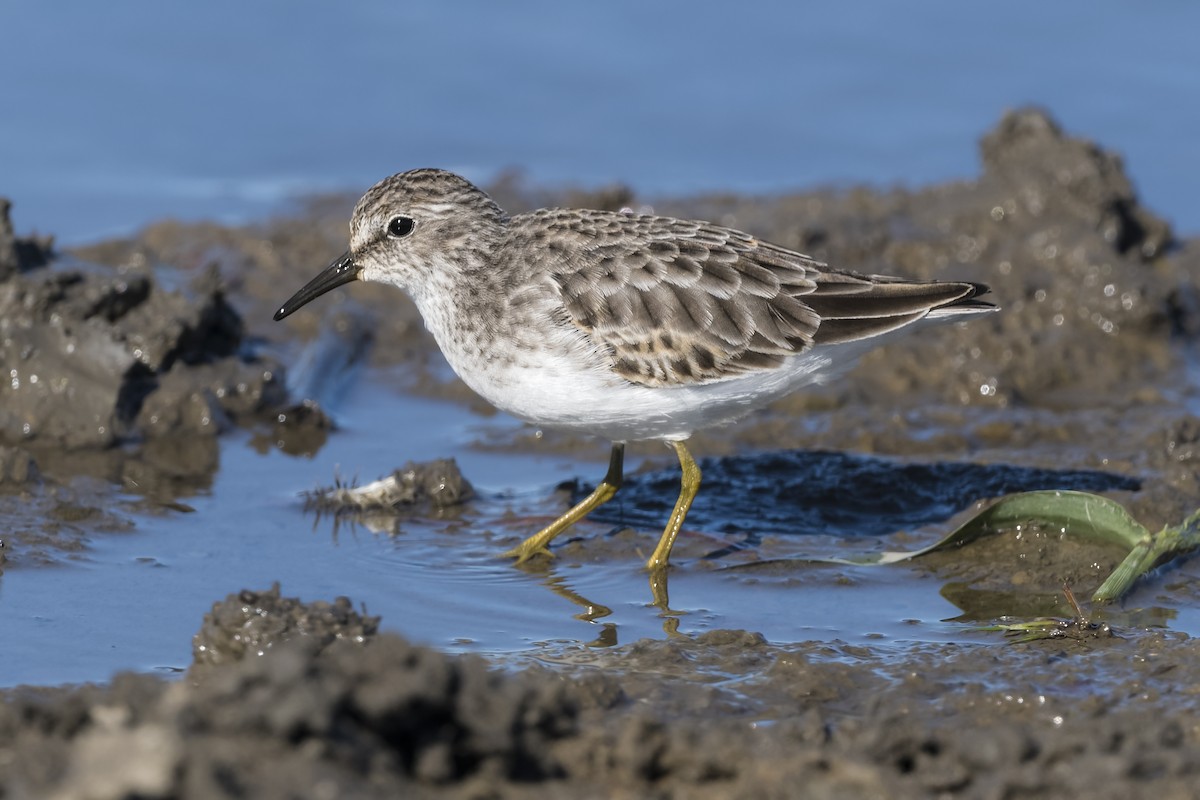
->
[
  {"left": 455, "top": 340, "right": 871, "bottom": 443},
  {"left": 417, "top": 287, "right": 879, "bottom": 443}
]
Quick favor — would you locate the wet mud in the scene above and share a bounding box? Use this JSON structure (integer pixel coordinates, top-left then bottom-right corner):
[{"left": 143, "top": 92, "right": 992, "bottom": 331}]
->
[
  {"left": 0, "top": 203, "right": 288, "bottom": 513},
  {"left": 4, "top": 107, "right": 1200, "bottom": 797},
  {"left": 5, "top": 588, "right": 1200, "bottom": 799},
  {"left": 589, "top": 449, "right": 1141, "bottom": 540}
]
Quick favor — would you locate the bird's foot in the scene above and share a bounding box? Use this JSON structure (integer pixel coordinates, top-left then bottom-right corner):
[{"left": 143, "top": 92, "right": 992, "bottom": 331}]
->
[{"left": 502, "top": 541, "right": 556, "bottom": 565}]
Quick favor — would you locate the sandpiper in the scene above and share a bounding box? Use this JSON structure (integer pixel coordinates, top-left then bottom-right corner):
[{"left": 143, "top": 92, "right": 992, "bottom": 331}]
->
[{"left": 275, "top": 169, "right": 995, "bottom": 571}]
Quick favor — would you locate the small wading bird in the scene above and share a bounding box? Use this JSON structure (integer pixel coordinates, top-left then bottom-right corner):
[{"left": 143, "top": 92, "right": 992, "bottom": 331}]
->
[{"left": 275, "top": 169, "right": 995, "bottom": 573}]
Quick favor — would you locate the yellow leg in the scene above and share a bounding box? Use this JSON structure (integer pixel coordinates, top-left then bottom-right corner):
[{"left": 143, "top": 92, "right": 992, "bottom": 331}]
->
[
  {"left": 502, "top": 443, "right": 625, "bottom": 564},
  {"left": 645, "top": 440, "right": 701, "bottom": 571}
]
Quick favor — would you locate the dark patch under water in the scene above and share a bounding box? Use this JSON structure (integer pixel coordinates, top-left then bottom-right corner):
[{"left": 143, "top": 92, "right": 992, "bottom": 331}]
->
[{"left": 589, "top": 449, "right": 1141, "bottom": 540}]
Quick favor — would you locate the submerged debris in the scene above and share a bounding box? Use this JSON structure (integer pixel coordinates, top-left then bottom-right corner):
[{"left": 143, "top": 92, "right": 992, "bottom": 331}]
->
[
  {"left": 304, "top": 458, "right": 474, "bottom": 514},
  {"left": 982, "top": 585, "right": 1118, "bottom": 643}
]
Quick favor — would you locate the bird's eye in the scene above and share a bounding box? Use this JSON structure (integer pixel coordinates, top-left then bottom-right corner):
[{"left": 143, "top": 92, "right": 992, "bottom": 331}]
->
[{"left": 386, "top": 216, "right": 415, "bottom": 238}]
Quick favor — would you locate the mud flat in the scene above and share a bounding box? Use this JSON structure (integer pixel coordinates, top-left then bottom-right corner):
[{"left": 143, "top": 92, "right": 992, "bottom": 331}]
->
[
  {"left": 3, "top": 109, "right": 1200, "bottom": 797},
  {"left": 3, "top": 587, "right": 1199, "bottom": 799}
]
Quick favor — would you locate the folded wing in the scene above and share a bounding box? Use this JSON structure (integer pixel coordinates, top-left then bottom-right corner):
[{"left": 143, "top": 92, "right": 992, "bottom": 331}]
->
[{"left": 542, "top": 211, "right": 992, "bottom": 388}]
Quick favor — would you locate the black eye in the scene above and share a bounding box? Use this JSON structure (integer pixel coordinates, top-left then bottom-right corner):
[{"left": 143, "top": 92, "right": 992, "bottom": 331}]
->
[{"left": 387, "top": 216, "right": 415, "bottom": 238}]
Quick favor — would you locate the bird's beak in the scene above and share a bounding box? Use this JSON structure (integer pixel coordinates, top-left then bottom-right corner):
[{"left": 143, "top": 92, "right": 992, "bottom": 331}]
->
[{"left": 273, "top": 251, "right": 360, "bottom": 321}]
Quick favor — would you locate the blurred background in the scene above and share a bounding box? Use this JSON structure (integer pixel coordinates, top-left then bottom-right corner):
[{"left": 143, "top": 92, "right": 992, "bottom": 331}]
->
[{"left": 1, "top": 1, "right": 1196, "bottom": 245}]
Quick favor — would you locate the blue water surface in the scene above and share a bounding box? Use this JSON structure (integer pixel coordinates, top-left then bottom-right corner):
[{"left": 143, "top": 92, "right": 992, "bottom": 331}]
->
[{"left": 1, "top": 2, "right": 1197, "bottom": 243}]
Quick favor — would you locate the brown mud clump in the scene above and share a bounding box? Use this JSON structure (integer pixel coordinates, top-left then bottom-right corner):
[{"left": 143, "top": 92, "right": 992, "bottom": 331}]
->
[
  {"left": 0, "top": 212, "right": 285, "bottom": 450},
  {"left": 191, "top": 584, "right": 380, "bottom": 672},
  {"left": 1, "top": 199, "right": 291, "bottom": 495},
  {"left": 0, "top": 198, "right": 294, "bottom": 561}
]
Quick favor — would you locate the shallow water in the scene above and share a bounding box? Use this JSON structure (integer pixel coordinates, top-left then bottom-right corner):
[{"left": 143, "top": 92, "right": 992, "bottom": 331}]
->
[
  {"left": 3, "top": 366, "right": 1195, "bottom": 688},
  {"left": 0, "top": 378, "right": 940, "bottom": 685}
]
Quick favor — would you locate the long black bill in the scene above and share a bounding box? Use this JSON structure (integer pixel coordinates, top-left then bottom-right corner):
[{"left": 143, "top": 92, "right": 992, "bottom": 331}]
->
[{"left": 273, "top": 251, "right": 360, "bottom": 321}]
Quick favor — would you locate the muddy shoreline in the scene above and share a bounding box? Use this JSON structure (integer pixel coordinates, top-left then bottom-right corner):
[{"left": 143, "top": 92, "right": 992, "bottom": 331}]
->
[{"left": 3, "top": 108, "right": 1200, "bottom": 797}]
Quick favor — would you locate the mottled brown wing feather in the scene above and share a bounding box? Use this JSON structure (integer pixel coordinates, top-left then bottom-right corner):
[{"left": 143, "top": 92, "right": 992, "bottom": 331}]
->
[
  {"left": 544, "top": 213, "right": 823, "bottom": 386},
  {"left": 538, "top": 209, "right": 991, "bottom": 387}
]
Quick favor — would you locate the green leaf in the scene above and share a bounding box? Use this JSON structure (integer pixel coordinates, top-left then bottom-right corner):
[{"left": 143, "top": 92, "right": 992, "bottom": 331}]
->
[
  {"left": 731, "top": 490, "right": 1149, "bottom": 568},
  {"left": 726, "top": 490, "right": 1200, "bottom": 604}
]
